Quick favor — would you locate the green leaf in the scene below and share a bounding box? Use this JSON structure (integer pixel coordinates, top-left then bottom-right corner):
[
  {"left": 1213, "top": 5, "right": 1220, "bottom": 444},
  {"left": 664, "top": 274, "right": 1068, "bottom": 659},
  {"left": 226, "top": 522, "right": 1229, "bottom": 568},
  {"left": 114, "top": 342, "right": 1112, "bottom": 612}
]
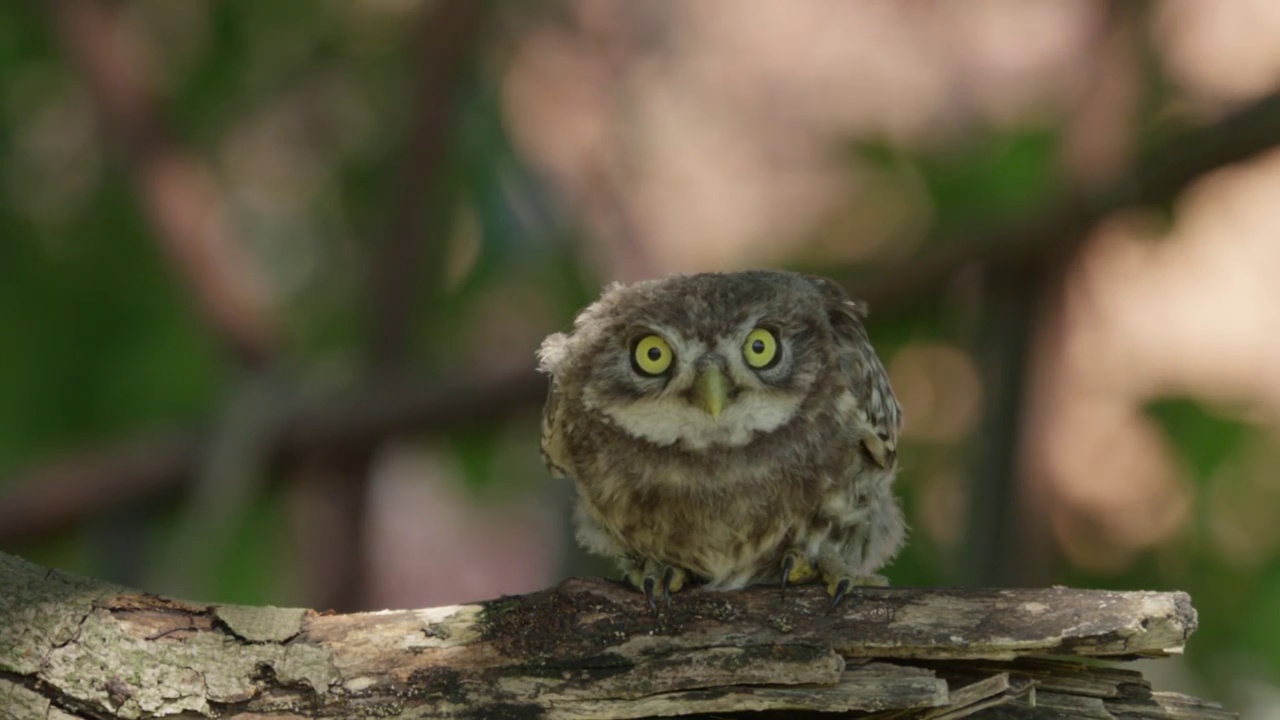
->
[{"left": 1143, "top": 396, "right": 1252, "bottom": 481}]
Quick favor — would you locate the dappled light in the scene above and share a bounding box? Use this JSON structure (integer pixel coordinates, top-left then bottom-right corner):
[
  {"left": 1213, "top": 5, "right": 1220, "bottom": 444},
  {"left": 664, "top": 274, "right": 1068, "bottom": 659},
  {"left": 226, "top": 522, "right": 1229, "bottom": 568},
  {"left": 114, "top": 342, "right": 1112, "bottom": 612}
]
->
[
  {"left": 889, "top": 342, "right": 983, "bottom": 444},
  {"left": 1, "top": 0, "right": 1278, "bottom": 711}
]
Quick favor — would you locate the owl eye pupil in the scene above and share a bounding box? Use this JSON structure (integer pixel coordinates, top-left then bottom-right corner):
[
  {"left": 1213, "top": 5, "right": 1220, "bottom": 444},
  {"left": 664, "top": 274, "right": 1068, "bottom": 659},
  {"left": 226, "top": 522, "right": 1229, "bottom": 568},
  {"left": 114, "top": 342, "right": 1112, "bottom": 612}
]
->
[
  {"left": 632, "top": 334, "right": 673, "bottom": 376},
  {"left": 742, "top": 328, "right": 780, "bottom": 370}
]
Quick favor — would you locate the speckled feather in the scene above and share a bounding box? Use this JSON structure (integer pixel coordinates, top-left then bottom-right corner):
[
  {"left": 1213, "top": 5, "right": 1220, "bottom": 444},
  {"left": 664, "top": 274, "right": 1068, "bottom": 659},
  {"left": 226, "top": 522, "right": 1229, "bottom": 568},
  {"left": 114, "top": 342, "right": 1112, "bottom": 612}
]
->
[{"left": 538, "top": 270, "right": 905, "bottom": 590}]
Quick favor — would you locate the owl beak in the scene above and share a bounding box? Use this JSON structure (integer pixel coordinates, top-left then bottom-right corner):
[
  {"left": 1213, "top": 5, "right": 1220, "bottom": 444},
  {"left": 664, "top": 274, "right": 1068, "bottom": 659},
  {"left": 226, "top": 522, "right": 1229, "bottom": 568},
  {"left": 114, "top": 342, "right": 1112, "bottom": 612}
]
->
[{"left": 693, "top": 363, "right": 728, "bottom": 419}]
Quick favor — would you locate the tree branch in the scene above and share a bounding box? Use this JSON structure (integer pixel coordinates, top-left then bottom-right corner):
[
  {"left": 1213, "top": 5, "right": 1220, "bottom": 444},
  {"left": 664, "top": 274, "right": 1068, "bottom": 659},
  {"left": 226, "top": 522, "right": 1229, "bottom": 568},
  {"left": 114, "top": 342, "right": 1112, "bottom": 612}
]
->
[
  {"left": 841, "top": 90, "right": 1280, "bottom": 318},
  {"left": 368, "top": 0, "right": 489, "bottom": 371},
  {"left": 306, "top": 0, "right": 489, "bottom": 609},
  {"left": 0, "top": 552, "right": 1232, "bottom": 719},
  {"left": 0, "top": 368, "right": 546, "bottom": 545}
]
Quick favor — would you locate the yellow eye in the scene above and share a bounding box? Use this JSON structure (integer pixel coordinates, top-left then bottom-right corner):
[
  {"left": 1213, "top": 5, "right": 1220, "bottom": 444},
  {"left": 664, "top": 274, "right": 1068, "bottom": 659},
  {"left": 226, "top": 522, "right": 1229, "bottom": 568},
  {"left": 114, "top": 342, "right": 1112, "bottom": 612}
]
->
[
  {"left": 632, "top": 334, "right": 674, "bottom": 376},
  {"left": 743, "top": 327, "right": 779, "bottom": 369}
]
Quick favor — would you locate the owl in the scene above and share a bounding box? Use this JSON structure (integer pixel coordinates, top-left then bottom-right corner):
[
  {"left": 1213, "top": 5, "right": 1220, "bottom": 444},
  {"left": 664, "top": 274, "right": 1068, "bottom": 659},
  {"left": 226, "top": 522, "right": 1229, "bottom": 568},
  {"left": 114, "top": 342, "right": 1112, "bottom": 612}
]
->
[{"left": 537, "top": 270, "right": 905, "bottom": 609}]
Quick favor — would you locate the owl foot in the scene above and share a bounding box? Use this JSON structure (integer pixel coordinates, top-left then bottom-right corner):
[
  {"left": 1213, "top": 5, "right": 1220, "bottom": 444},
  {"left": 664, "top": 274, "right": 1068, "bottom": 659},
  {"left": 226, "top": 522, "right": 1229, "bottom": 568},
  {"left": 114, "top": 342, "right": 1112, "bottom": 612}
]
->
[
  {"left": 624, "top": 561, "right": 688, "bottom": 612},
  {"left": 825, "top": 573, "right": 890, "bottom": 610},
  {"left": 778, "top": 549, "right": 818, "bottom": 601}
]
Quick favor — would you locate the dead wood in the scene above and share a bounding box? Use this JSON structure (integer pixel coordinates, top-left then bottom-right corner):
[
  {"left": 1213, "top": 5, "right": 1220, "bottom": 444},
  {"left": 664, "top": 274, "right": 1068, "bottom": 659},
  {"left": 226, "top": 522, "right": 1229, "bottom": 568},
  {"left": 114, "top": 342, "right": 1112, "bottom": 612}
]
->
[{"left": 0, "top": 552, "right": 1233, "bottom": 719}]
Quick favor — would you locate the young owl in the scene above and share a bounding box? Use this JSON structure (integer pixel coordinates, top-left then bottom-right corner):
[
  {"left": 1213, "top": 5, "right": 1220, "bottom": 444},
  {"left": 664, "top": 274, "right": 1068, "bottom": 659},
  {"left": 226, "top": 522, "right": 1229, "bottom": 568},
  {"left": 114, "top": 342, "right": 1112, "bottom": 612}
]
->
[{"left": 537, "top": 270, "right": 905, "bottom": 608}]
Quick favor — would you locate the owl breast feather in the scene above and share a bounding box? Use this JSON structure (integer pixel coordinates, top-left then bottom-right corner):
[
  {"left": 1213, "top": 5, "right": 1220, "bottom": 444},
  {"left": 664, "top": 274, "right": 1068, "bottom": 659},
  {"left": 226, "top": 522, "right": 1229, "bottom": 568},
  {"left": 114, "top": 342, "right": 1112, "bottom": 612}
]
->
[{"left": 570, "top": 411, "right": 867, "bottom": 588}]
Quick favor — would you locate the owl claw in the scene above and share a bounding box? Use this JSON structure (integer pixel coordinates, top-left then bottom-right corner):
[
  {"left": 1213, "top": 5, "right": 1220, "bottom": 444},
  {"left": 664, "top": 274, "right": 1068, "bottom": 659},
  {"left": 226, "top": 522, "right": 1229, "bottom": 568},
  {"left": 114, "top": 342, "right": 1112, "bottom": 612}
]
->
[
  {"left": 829, "top": 577, "right": 853, "bottom": 610},
  {"left": 626, "top": 562, "right": 688, "bottom": 613},
  {"left": 779, "top": 549, "right": 817, "bottom": 601},
  {"left": 826, "top": 573, "right": 890, "bottom": 610},
  {"left": 779, "top": 555, "right": 794, "bottom": 601},
  {"left": 661, "top": 566, "right": 677, "bottom": 606}
]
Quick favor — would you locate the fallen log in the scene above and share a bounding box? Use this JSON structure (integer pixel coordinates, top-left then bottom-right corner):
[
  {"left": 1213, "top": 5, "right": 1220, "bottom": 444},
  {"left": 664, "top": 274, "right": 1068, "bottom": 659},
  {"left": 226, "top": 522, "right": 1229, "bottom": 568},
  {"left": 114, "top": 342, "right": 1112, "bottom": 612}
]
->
[{"left": 0, "top": 552, "right": 1234, "bottom": 718}]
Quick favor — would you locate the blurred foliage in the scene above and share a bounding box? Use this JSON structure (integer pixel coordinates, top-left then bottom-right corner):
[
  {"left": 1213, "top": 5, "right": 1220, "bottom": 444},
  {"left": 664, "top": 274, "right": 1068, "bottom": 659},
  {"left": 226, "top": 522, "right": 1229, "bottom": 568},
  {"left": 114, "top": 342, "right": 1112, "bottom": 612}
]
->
[
  {"left": 1140, "top": 397, "right": 1275, "bottom": 691},
  {"left": 0, "top": 141, "right": 224, "bottom": 465},
  {"left": 1145, "top": 397, "right": 1251, "bottom": 482},
  {"left": 0, "top": 2, "right": 1278, "bottom": 707},
  {"left": 857, "top": 126, "right": 1064, "bottom": 233}
]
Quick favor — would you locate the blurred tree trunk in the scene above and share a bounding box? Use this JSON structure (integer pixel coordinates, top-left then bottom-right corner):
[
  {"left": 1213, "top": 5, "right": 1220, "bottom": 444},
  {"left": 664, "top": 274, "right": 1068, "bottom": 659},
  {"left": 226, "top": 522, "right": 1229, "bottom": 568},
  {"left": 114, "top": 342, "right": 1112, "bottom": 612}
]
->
[{"left": 963, "top": 265, "right": 1057, "bottom": 588}]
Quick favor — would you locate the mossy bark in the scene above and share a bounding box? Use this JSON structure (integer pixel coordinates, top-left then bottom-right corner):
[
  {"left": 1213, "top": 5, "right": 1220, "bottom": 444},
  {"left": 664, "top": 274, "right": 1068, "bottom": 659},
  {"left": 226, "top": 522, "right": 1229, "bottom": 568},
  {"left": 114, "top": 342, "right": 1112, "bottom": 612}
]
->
[{"left": 0, "top": 552, "right": 1233, "bottom": 718}]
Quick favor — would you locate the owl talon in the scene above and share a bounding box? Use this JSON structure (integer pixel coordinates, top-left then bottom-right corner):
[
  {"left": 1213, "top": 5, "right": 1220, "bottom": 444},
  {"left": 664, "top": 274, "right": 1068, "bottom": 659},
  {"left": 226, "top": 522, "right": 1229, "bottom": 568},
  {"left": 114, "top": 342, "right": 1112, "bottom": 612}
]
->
[
  {"left": 779, "top": 549, "right": 817, "bottom": 601},
  {"left": 642, "top": 575, "right": 657, "bottom": 612},
  {"left": 829, "top": 577, "right": 853, "bottom": 610},
  {"left": 826, "top": 573, "right": 890, "bottom": 610},
  {"left": 626, "top": 561, "right": 687, "bottom": 612}
]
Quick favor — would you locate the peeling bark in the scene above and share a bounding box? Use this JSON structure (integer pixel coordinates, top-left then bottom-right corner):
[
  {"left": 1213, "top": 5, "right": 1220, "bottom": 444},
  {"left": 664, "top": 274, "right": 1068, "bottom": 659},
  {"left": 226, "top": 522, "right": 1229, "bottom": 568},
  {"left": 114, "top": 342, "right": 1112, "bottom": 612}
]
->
[{"left": 0, "top": 553, "right": 1233, "bottom": 718}]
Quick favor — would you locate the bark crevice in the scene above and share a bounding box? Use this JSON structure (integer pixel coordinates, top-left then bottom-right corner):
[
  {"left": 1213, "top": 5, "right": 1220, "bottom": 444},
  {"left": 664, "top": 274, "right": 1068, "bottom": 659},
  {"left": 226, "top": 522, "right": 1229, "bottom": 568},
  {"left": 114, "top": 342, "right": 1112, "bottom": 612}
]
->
[{"left": 0, "top": 553, "right": 1234, "bottom": 719}]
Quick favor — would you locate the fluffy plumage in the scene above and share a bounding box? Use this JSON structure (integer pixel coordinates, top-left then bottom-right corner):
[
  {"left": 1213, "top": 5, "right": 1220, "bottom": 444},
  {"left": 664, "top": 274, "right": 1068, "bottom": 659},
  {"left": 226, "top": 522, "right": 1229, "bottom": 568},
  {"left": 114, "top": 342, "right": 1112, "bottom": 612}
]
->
[{"left": 538, "top": 270, "right": 905, "bottom": 599}]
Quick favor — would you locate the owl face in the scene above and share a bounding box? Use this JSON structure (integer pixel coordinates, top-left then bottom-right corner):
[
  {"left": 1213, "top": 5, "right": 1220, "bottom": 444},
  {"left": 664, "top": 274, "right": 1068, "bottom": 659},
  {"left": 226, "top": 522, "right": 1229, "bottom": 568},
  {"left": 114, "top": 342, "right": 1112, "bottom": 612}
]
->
[{"left": 540, "top": 271, "right": 840, "bottom": 450}]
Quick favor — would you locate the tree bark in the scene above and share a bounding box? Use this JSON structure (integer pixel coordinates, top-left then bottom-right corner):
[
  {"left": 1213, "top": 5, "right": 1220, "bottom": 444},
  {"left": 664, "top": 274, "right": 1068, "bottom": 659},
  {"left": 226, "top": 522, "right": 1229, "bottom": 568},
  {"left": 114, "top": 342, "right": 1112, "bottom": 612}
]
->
[{"left": 0, "top": 552, "right": 1233, "bottom": 719}]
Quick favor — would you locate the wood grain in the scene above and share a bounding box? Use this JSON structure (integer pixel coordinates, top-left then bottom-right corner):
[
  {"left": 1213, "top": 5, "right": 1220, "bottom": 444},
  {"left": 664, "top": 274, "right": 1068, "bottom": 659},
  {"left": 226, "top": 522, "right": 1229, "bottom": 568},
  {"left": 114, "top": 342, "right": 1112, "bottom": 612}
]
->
[{"left": 0, "top": 553, "right": 1231, "bottom": 719}]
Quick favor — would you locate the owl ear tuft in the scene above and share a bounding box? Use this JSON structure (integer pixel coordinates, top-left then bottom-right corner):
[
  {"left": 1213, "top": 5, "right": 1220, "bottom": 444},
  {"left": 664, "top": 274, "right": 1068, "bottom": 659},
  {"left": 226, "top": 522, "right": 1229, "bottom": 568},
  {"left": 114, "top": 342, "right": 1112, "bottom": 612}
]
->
[
  {"left": 537, "top": 332, "right": 571, "bottom": 374},
  {"left": 806, "top": 275, "right": 870, "bottom": 336}
]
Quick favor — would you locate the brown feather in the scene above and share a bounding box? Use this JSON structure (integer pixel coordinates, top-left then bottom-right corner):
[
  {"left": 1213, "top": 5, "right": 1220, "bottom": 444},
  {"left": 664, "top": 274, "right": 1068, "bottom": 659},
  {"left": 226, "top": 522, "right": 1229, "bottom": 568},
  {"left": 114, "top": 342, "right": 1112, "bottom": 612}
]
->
[{"left": 537, "top": 270, "right": 907, "bottom": 590}]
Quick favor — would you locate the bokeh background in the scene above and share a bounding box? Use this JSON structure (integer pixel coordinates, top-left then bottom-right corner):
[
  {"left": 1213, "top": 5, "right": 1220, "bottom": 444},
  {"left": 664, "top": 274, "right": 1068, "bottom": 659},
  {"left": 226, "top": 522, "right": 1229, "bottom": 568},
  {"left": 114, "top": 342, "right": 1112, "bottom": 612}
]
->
[{"left": 2, "top": 0, "right": 1279, "bottom": 712}]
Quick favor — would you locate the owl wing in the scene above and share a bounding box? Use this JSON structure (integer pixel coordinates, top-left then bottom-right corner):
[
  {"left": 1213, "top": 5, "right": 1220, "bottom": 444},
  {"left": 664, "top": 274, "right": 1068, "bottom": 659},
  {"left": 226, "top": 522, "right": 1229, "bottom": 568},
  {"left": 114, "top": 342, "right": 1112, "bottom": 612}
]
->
[
  {"left": 842, "top": 329, "right": 902, "bottom": 470},
  {"left": 814, "top": 279, "right": 903, "bottom": 469},
  {"left": 540, "top": 379, "right": 575, "bottom": 479}
]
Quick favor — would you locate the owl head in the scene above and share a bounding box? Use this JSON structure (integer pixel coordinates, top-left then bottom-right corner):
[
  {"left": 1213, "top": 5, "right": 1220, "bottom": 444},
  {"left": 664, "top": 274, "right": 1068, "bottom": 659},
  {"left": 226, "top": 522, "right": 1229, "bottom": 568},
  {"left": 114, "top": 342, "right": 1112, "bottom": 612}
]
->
[{"left": 538, "top": 270, "right": 871, "bottom": 450}]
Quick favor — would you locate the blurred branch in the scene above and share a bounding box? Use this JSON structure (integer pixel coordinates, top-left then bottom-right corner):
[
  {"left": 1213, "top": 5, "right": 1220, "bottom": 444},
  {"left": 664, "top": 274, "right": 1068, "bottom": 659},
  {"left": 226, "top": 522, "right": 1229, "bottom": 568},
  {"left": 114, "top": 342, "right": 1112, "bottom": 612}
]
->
[
  {"left": 316, "top": 0, "right": 490, "bottom": 610},
  {"left": 844, "top": 90, "right": 1280, "bottom": 316},
  {"left": 0, "top": 433, "right": 197, "bottom": 544},
  {"left": 8, "top": 86, "right": 1280, "bottom": 549},
  {"left": 0, "top": 368, "right": 545, "bottom": 546},
  {"left": 960, "top": 0, "right": 1141, "bottom": 589},
  {"left": 48, "top": 0, "right": 293, "bottom": 599},
  {"left": 369, "top": 0, "right": 489, "bottom": 371},
  {"left": 47, "top": 0, "right": 280, "bottom": 368},
  {"left": 963, "top": 272, "right": 1044, "bottom": 587}
]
